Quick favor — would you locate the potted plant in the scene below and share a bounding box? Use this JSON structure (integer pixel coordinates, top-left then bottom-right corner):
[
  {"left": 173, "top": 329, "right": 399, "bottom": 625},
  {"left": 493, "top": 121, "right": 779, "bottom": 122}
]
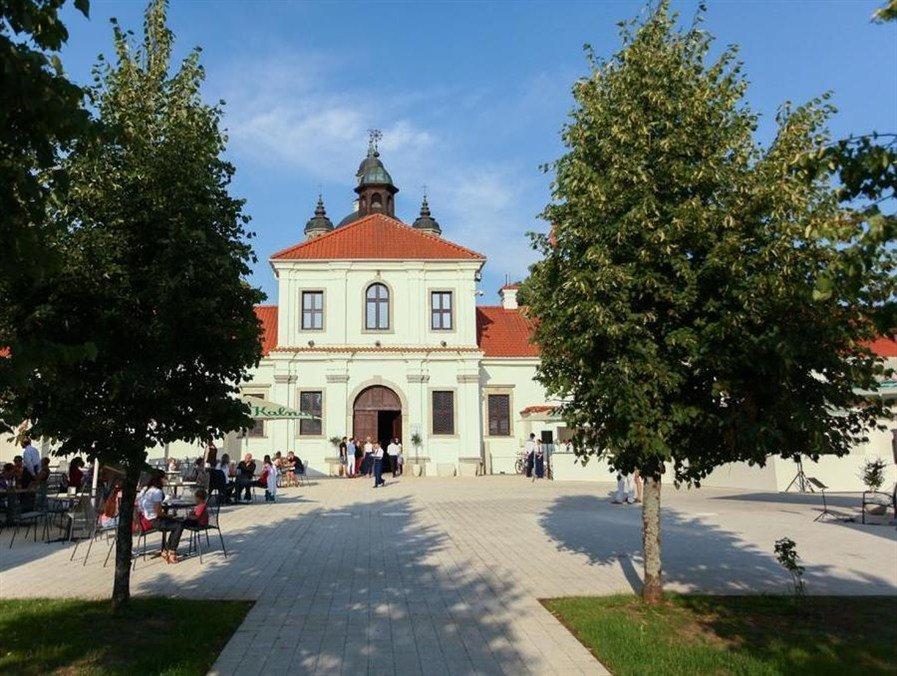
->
[
  {"left": 410, "top": 432, "right": 423, "bottom": 477},
  {"left": 329, "top": 436, "right": 344, "bottom": 476},
  {"left": 860, "top": 457, "right": 889, "bottom": 524},
  {"left": 860, "top": 457, "right": 886, "bottom": 493}
]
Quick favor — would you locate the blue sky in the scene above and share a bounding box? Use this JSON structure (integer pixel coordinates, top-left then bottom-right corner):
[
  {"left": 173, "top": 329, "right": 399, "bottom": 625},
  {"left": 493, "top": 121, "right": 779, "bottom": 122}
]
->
[{"left": 57, "top": 1, "right": 896, "bottom": 304}]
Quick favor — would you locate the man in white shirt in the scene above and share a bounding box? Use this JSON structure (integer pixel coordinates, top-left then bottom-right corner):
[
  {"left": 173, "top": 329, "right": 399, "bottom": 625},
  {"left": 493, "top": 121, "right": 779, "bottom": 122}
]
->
[
  {"left": 372, "top": 442, "right": 385, "bottom": 488},
  {"left": 21, "top": 437, "right": 40, "bottom": 477},
  {"left": 524, "top": 433, "right": 536, "bottom": 477},
  {"left": 386, "top": 438, "right": 400, "bottom": 477}
]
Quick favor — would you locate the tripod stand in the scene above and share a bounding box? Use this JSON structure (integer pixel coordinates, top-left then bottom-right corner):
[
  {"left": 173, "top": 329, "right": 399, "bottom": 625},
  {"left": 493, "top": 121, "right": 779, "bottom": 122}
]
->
[{"left": 785, "top": 457, "right": 815, "bottom": 493}]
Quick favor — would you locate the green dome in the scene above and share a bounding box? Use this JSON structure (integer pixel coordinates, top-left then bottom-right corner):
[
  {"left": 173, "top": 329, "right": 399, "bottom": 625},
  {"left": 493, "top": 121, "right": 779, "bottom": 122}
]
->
[{"left": 356, "top": 151, "right": 394, "bottom": 187}]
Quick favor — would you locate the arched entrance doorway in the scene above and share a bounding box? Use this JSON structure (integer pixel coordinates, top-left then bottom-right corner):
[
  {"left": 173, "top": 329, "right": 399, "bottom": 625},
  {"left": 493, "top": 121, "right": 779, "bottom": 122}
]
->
[{"left": 353, "top": 385, "right": 402, "bottom": 448}]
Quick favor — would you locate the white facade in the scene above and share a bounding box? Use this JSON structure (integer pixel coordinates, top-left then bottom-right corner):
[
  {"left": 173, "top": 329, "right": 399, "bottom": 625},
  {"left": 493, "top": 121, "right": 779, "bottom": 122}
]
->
[{"left": 240, "top": 243, "right": 543, "bottom": 476}]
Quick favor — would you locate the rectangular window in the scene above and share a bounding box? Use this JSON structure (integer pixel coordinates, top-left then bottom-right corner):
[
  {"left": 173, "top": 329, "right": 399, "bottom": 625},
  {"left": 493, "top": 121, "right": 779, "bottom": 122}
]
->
[
  {"left": 431, "top": 291, "right": 453, "bottom": 330},
  {"left": 302, "top": 291, "right": 324, "bottom": 330},
  {"left": 487, "top": 394, "right": 511, "bottom": 436},
  {"left": 299, "top": 390, "right": 323, "bottom": 436},
  {"left": 432, "top": 390, "right": 455, "bottom": 436},
  {"left": 244, "top": 393, "right": 265, "bottom": 437}
]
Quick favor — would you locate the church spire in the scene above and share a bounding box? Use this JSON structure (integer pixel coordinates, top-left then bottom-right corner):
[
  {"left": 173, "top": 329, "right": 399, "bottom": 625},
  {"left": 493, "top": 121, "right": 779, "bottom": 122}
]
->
[
  {"left": 353, "top": 130, "right": 398, "bottom": 218},
  {"left": 412, "top": 192, "right": 441, "bottom": 236},
  {"left": 304, "top": 193, "right": 334, "bottom": 239}
]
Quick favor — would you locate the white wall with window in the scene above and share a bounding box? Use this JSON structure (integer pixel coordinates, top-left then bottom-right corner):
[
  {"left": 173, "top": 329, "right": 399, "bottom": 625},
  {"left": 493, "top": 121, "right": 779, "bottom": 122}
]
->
[{"left": 273, "top": 261, "right": 480, "bottom": 349}]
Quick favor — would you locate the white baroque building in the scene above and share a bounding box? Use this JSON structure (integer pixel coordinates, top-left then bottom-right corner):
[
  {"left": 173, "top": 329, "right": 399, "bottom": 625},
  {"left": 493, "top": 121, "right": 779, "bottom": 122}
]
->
[{"left": 238, "top": 141, "right": 563, "bottom": 477}]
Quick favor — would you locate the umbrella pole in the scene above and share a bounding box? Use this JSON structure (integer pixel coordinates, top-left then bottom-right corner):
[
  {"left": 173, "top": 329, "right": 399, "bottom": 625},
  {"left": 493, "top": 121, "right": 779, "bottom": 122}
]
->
[{"left": 91, "top": 457, "right": 100, "bottom": 505}]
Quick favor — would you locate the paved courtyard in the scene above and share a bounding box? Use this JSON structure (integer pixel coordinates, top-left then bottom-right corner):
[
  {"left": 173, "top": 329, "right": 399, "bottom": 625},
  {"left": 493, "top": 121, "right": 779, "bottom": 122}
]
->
[{"left": 2, "top": 476, "right": 895, "bottom": 675}]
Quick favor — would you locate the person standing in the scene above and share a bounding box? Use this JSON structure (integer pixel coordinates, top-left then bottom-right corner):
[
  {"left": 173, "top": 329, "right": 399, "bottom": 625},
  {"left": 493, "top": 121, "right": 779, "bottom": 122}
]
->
[
  {"left": 346, "top": 437, "right": 357, "bottom": 477},
  {"left": 338, "top": 437, "right": 348, "bottom": 477},
  {"left": 387, "top": 438, "right": 400, "bottom": 478},
  {"left": 524, "top": 433, "right": 536, "bottom": 478},
  {"left": 533, "top": 441, "right": 545, "bottom": 481},
  {"left": 363, "top": 437, "right": 374, "bottom": 476},
  {"left": 261, "top": 455, "right": 278, "bottom": 502},
  {"left": 353, "top": 437, "right": 364, "bottom": 477},
  {"left": 372, "top": 442, "right": 385, "bottom": 488},
  {"left": 20, "top": 437, "right": 40, "bottom": 478}
]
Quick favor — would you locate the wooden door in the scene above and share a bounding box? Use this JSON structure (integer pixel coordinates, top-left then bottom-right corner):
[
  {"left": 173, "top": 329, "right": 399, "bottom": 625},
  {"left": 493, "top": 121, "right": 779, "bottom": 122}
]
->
[{"left": 353, "top": 410, "right": 377, "bottom": 444}]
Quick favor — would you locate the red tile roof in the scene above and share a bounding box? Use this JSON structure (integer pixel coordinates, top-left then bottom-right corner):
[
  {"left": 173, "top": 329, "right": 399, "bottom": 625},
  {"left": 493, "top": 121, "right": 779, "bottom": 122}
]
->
[
  {"left": 255, "top": 305, "right": 278, "bottom": 356},
  {"left": 520, "top": 405, "right": 556, "bottom": 415},
  {"left": 270, "top": 213, "right": 485, "bottom": 261},
  {"left": 866, "top": 336, "right": 897, "bottom": 357},
  {"left": 272, "top": 345, "right": 481, "bottom": 354},
  {"left": 476, "top": 306, "right": 539, "bottom": 358}
]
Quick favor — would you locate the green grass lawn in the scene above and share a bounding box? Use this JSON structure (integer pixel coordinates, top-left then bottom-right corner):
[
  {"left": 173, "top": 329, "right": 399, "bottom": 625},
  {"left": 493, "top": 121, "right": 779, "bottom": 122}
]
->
[
  {"left": 0, "top": 597, "right": 252, "bottom": 675},
  {"left": 543, "top": 594, "right": 897, "bottom": 675}
]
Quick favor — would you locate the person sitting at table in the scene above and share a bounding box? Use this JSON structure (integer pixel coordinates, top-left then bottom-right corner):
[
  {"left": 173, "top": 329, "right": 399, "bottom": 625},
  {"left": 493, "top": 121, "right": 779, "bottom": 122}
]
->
[
  {"left": 0, "top": 463, "right": 16, "bottom": 490},
  {"left": 136, "top": 473, "right": 166, "bottom": 534},
  {"left": 208, "top": 462, "right": 232, "bottom": 504},
  {"left": 235, "top": 453, "right": 256, "bottom": 503},
  {"left": 162, "top": 488, "right": 210, "bottom": 564},
  {"left": 12, "top": 456, "right": 36, "bottom": 510},
  {"left": 68, "top": 457, "right": 86, "bottom": 491},
  {"left": 216, "top": 453, "right": 231, "bottom": 474},
  {"left": 100, "top": 484, "right": 121, "bottom": 528},
  {"left": 282, "top": 451, "right": 299, "bottom": 487}
]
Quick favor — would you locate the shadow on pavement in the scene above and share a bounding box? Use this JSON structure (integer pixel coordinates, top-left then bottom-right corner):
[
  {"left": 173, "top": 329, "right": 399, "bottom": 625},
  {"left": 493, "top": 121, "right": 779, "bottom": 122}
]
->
[{"left": 539, "top": 494, "right": 897, "bottom": 596}]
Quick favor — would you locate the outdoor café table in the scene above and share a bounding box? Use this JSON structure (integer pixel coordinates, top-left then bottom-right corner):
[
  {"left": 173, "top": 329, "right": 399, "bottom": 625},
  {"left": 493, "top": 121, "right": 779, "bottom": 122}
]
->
[
  {"left": 162, "top": 498, "right": 196, "bottom": 515},
  {"left": 170, "top": 481, "right": 198, "bottom": 498}
]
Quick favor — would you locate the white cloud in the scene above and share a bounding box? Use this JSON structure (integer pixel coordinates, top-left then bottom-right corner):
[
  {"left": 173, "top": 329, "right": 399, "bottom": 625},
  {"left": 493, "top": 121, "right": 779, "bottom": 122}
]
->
[{"left": 215, "top": 49, "right": 548, "bottom": 290}]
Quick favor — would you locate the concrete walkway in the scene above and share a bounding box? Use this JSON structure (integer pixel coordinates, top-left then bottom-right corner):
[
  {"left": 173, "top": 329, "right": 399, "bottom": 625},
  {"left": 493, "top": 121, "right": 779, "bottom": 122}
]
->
[{"left": 2, "top": 476, "right": 895, "bottom": 675}]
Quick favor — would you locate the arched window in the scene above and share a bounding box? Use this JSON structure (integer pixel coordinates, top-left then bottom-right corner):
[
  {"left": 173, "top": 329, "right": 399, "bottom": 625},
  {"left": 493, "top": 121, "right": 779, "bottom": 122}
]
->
[
  {"left": 365, "top": 283, "right": 389, "bottom": 330},
  {"left": 371, "top": 192, "right": 383, "bottom": 210}
]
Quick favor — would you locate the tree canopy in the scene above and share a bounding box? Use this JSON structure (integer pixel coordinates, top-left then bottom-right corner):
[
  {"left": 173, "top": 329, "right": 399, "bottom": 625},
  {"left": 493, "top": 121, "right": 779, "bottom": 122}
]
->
[
  {"left": 525, "top": 1, "right": 897, "bottom": 600},
  {"left": 529, "top": 3, "right": 895, "bottom": 485},
  {"left": 1, "top": 0, "right": 264, "bottom": 608},
  {"left": 0, "top": 0, "right": 93, "bottom": 406}
]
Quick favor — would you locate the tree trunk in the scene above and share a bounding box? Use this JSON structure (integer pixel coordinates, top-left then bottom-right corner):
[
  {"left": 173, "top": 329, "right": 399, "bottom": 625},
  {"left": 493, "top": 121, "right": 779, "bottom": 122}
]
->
[
  {"left": 111, "top": 470, "right": 139, "bottom": 613},
  {"left": 642, "top": 474, "right": 663, "bottom": 604}
]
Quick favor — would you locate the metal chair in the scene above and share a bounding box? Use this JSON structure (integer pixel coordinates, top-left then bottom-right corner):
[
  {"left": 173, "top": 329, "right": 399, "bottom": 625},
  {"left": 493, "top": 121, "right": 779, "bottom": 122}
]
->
[
  {"left": 71, "top": 504, "right": 117, "bottom": 566},
  {"left": 185, "top": 499, "right": 227, "bottom": 563},
  {"left": 3, "top": 491, "right": 44, "bottom": 547},
  {"left": 295, "top": 457, "right": 309, "bottom": 487},
  {"left": 104, "top": 510, "right": 158, "bottom": 569}
]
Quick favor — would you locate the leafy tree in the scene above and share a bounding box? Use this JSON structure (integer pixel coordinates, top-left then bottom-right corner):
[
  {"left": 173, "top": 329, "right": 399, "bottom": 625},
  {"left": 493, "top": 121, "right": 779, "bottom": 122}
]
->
[
  {"left": 2, "top": 0, "right": 264, "bottom": 610},
  {"left": 0, "top": 0, "right": 93, "bottom": 405},
  {"left": 526, "top": 2, "right": 896, "bottom": 603},
  {"left": 819, "top": 0, "right": 896, "bottom": 269}
]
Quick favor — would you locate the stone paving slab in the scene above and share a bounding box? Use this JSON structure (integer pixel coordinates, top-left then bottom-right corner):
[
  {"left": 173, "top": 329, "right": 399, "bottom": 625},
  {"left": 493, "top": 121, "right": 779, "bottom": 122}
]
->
[{"left": 2, "top": 476, "right": 895, "bottom": 675}]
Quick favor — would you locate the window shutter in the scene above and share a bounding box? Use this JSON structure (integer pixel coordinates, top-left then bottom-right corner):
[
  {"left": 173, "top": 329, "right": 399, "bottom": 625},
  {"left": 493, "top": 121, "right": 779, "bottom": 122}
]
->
[
  {"left": 299, "top": 391, "right": 323, "bottom": 436},
  {"left": 432, "top": 391, "right": 454, "bottom": 435},
  {"left": 488, "top": 394, "right": 510, "bottom": 436}
]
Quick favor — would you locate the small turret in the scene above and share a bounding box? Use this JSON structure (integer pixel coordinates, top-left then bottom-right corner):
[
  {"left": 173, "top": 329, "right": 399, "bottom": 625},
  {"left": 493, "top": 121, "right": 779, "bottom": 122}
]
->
[
  {"left": 304, "top": 195, "right": 334, "bottom": 239},
  {"left": 412, "top": 194, "right": 441, "bottom": 236}
]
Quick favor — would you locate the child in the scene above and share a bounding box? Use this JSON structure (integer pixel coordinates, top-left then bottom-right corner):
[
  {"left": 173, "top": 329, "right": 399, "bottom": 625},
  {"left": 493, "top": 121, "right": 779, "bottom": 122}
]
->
[
  {"left": 163, "top": 488, "right": 209, "bottom": 564},
  {"left": 262, "top": 455, "right": 278, "bottom": 502}
]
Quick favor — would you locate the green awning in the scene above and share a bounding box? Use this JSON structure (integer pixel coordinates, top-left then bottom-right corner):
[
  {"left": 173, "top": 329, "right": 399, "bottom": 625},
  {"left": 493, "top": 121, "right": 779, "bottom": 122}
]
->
[{"left": 241, "top": 396, "right": 319, "bottom": 420}]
